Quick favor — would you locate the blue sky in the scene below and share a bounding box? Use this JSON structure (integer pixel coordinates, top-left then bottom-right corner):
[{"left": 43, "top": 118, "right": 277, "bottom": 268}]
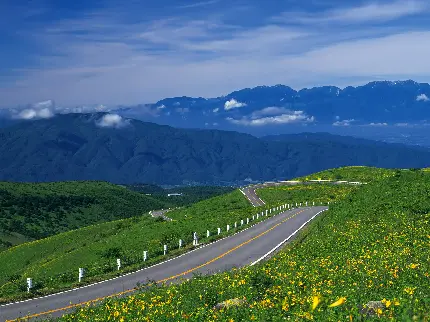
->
[{"left": 1, "top": 0, "right": 430, "bottom": 107}]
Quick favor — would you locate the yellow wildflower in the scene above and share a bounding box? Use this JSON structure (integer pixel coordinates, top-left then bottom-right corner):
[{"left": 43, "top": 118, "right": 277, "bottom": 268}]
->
[
  {"left": 311, "top": 296, "right": 321, "bottom": 311},
  {"left": 328, "top": 297, "right": 346, "bottom": 307}
]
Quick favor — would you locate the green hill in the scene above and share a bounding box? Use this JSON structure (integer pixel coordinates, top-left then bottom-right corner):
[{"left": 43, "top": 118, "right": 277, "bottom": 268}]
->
[
  {"left": 0, "top": 181, "right": 167, "bottom": 250},
  {"left": 0, "top": 189, "right": 258, "bottom": 302},
  {"left": 57, "top": 168, "right": 429, "bottom": 321}
]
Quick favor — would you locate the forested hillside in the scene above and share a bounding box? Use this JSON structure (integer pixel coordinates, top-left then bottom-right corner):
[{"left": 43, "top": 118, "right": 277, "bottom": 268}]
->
[{"left": 0, "top": 181, "right": 166, "bottom": 250}]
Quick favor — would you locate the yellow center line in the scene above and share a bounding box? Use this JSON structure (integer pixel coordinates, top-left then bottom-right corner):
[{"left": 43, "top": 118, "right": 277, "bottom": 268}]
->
[{"left": 7, "top": 209, "right": 304, "bottom": 322}]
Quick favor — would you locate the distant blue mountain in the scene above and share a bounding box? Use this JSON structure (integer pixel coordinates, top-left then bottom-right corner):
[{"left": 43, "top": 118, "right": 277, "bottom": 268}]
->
[{"left": 117, "top": 80, "right": 430, "bottom": 130}]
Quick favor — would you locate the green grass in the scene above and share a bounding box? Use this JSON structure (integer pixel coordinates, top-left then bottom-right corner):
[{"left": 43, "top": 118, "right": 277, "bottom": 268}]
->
[
  {"left": 56, "top": 168, "right": 429, "bottom": 321},
  {"left": 126, "top": 185, "right": 236, "bottom": 208},
  {"left": 0, "top": 181, "right": 167, "bottom": 248},
  {"left": 256, "top": 184, "right": 357, "bottom": 206},
  {"left": 297, "top": 166, "right": 398, "bottom": 182}
]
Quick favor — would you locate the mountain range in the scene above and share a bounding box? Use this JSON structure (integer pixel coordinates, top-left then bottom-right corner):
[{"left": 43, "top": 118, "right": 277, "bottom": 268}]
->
[
  {"left": 3, "top": 80, "right": 430, "bottom": 146},
  {"left": 0, "top": 113, "right": 429, "bottom": 185}
]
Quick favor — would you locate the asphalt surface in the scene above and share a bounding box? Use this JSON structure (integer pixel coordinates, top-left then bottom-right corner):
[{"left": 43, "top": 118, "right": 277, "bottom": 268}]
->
[
  {"left": 240, "top": 187, "right": 266, "bottom": 207},
  {"left": 150, "top": 209, "right": 173, "bottom": 221},
  {"left": 1, "top": 206, "right": 327, "bottom": 321}
]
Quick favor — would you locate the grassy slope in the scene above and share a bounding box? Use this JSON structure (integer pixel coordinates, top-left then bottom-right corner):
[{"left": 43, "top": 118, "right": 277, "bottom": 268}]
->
[
  {"left": 59, "top": 168, "right": 429, "bottom": 321},
  {"left": 296, "top": 166, "right": 397, "bottom": 182},
  {"left": 0, "top": 181, "right": 168, "bottom": 250},
  {"left": 0, "top": 190, "right": 256, "bottom": 302},
  {"left": 126, "top": 185, "right": 236, "bottom": 208},
  {"left": 257, "top": 184, "right": 357, "bottom": 206}
]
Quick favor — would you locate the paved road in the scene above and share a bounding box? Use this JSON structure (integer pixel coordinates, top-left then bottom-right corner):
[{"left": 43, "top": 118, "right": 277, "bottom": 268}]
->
[
  {"left": 240, "top": 187, "right": 266, "bottom": 207},
  {"left": 150, "top": 209, "right": 174, "bottom": 221},
  {"left": 1, "top": 206, "right": 327, "bottom": 321}
]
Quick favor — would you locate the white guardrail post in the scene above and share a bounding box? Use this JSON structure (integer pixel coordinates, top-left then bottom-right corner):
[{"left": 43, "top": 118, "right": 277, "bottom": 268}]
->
[
  {"left": 163, "top": 244, "right": 167, "bottom": 255},
  {"left": 217, "top": 227, "right": 221, "bottom": 235},
  {"left": 79, "top": 268, "right": 84, "bottom": 283},
  {"left": 207, "top": 230, "right": 210, "bottom": 237},
  {"left": 179, "top": 239, "right": 183, "bottom": 248},
  {"left": 117, "top": 258, "right": 121, "bottom": 270},
  {"left": 144, "top": 250, "right": 147, "bottom": 262},
  {"left": 27, "top": 278, "right": 32, "bottom": 293}
]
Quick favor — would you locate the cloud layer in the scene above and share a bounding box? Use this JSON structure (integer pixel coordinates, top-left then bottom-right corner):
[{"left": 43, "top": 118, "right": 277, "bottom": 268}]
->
[
  {"left": 416, "top": 94, "right": 429, "bottom": 101},
  {"left": 227, "top": 108, "right": 314, "bottom": 126},
  {"left": 96, "top": 114, "right": 130, "bottom": 128},
  {"left": 224, "top": 99, "right": 247, "bottom": 110}
]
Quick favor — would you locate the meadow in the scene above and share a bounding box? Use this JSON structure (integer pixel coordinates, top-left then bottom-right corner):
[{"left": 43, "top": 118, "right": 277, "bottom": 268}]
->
[{"left": 56, "top": 169, "right": 429, "bottom": 321}]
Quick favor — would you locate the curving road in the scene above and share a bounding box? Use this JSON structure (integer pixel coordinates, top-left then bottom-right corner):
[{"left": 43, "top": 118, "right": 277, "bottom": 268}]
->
[
  {"left": 240, "top": 187, "right": 265, "bottom": 207},
  {"left": 1, "top": 205, "right": 327, "bottom": 321}
]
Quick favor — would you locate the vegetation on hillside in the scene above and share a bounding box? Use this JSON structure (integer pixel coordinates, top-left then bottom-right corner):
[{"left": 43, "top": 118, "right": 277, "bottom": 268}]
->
[
  {"left": 0, "top": 181, "right": 166, "bottom": 250},
  {"left": 297, "top": 166, "right": 397, "bottom": 183},
  {"left": 0, "top": 181, "right": 167, "bottom": 250},
  {"left": 0, "top": 190, "right": 259, "bottom": 302},
  {"left": 58, "top": 169, "right": 429, "bottom": 321},
  {"left": 257, "top": 184, "right": 357, "bottom": 206},
  {"left": 126, "top": 185, "right": 235, "bottom": 207}
]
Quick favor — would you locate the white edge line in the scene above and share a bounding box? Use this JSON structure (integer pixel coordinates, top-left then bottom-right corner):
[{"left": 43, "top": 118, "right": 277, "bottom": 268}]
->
[
  {"left": 1, "top": 205, "right": 318, "bottom": 307},
  {"left": 249, "top": 208, "right": 328, "bottom": 266}
]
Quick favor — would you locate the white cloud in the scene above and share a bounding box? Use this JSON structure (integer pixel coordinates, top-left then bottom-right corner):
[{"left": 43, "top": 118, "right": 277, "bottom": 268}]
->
[
  {"left": 278, "top": 0, "right": 428, "bottom": 24},
  {"left": 367, "top": 122, "right": 388, "bottom": 126},
  {"left": 224, "top": 99, "right": 247, "bottom": 110},
  {"left": 395, "top": 122, "right": 409, "bottom": 127},
  {"left": 227, "top": 110, "right": 314, "bottom": 126},
  {"left": 333, "top": 119, "right": 355, "bottom": 126},
  {"left": 213, "top": 108, "right": 219, "bottom": 113},
  {"left": 251, "top": 107, "right": 287, "bottom": 118},
  {"left": 96, "top": 114, "right": 130, "bottom": 128},
  {"left": 12, "top": 100, "right": 55, "bottom": 119},
  {"left": 157, "top": 104, "right": 166, "bottom": 109},
  {"left": 416, "top": 93, "right": 429, "bottom": 101}
]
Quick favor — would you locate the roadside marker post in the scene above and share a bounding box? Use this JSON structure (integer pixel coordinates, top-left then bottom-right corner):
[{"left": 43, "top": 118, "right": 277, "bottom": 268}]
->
[
  {"left": 247, "top": 218, "right": 249, "bottom": 224},
  {"left": 265, "top": 210, "right": 268, "bottom": 216},
  {"left": 217, "top": 228, "right": 221, "bottom": 235},
  {"left": 226, "top": 224, "right": 230, "bottom": 232},
  {"left": 143, "top": 251, "right": 147, "bottom": 262},
  {"left": 256, "top": 213, "right": 259, "bottom": 219},
  {"left": 207, "top": 230, "right": 210, "bottom": 237},
  {"left": 26, "top": 278, "right": 32, "bottom": 293},
  {"left": 252, "top": 215, "right": 255, "bottom": 221},
  {"left": 234, "top": 222, "right": 237, "bottom": 228},
  {"left": 179, "top": 239, "right": 183, "bottom": 248},
  {"left": 117, "top": 258, "right": 121, "bottom": 270},
  {"left": 313, "top": 202, "right": 315, "bottom": 206},
  {"left": 240, "top": 219, "right": 244, "bottom": 226},
  {"left": 306, "top": 201, "right": 308, "bottom": 206},
  {"left": 163, "top": 244, "right": 168, "bottom": 255},
  {"left": 78, "top": 268, "right": 84, "bottom": 283}
]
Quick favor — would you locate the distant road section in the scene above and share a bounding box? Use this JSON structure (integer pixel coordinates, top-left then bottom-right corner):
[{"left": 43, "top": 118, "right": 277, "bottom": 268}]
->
[
  {"left": 240, "top": 187, "right": 265, "bottom": 207},
  {"left": 149, "top": 209, "right": 173, "bottom": 221}
]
